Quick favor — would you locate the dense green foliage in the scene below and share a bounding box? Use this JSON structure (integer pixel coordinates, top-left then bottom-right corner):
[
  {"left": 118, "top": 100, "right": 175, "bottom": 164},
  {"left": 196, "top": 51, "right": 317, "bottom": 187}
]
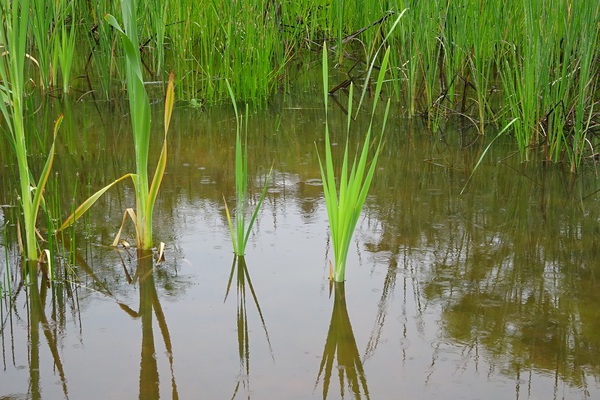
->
[{"left": 1, "top": 0, "right": 597, "bottom": 167}]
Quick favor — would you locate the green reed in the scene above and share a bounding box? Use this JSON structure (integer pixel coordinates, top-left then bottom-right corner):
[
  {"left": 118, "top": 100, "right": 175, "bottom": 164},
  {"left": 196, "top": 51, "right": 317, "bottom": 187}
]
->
[
  {"left": 31, "top": 0, "right": 55, "bottom": 90},
  {"left": 0, "top": 0, "right": 64, "bottom": 262},
  {"left": 0, "top": 0, "right": 597, "bottom": 170},
  {"left": 224, "top": 81, "right": 272, "bottom": 257},
  {"left": 55, "top": 0, "right": 77, "bottom": 94},
  {"left": 318, "top": 43, "right": 390, "bottom": 282},
  {"left": 59, "top": 1, "right": 175, "bottom": 251}
]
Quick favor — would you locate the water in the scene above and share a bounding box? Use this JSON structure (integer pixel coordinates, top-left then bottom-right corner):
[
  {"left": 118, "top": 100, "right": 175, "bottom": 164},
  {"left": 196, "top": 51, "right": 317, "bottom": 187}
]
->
[{"left": 1, "top": 94, "right": 600, "bottom": 399}]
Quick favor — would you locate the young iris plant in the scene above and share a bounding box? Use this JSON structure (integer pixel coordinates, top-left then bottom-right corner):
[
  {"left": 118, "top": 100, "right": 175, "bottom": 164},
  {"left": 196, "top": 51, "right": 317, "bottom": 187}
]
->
[
  {"left": 0, "top": 0, "right": 63, "bottom": 264},
  {"left": 223, "top": 81, "right": 272, "bottom": 257},
  {"left": 58, "top": 1, "right": 175, "bottom": 252},
  {"left": 318, "top": 43, "right": 391, "bottom": 282}
]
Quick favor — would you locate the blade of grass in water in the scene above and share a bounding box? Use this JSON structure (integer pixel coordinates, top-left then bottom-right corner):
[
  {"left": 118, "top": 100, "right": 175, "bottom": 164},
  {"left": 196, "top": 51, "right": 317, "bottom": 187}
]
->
[
  {"left": 318, "top": 42, "right": 390, "bottom": 282},
  {"left": 59, "top": 5, "right": 176, "bottom": 251},
  {"left": 224, "top": 80, "right": 272, "bottom": 257},
  {"left": 105, "top": 4, "right": 175, "bottom": 249},
  {"left": 0, "top": 0, "right": 64, "bottom": 263}
]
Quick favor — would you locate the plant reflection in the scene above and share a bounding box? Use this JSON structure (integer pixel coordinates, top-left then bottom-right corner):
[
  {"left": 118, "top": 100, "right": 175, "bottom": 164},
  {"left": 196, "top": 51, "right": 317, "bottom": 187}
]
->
[
  {"left": 315, "top": 282, "right": 370, "bottom": 400},
  {"left": 1, "top": 263, "right": 71, "bottom": 399},
  {"left": 118, "top": 250, "right": 179, "bottom": 400},
  {"left": 224, "top": 256, "right": 273, "bottom": 400},
  {"left": 364, "top": 133, "right": 600, "bottom": 391}
]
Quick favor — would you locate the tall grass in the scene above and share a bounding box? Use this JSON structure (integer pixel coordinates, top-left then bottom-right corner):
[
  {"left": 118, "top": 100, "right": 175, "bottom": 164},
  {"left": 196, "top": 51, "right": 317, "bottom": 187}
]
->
[
  {"left": 31, "top": 0, "right": 55, "bottom": 90},
  {"left": 224, "top": 81, "right": 272, "bottom": 257},
  {"left": 55, "top": 0, "right": 77, "bottom": 94},
  {"left": 318, "top": 43, "right": 390, "bottom": 282},
  {"left": 58, "top": 3, "right": 175, "bottom": 251},
  {"left": 0, "top": 0, "right": 63, "bottom": 262},
  {"left": 0, "top": 0, "right": 598, "bottom": 175}
]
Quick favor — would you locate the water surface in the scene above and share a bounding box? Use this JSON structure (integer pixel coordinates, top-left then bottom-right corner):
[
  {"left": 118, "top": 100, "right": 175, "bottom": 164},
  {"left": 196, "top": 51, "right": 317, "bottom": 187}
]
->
[{"left": 1, "top": 95, "right": 600, "bottom": 399}]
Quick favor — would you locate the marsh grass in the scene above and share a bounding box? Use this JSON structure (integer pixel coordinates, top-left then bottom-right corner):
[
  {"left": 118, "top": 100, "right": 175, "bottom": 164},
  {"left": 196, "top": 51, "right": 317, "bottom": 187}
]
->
[
  {"left": 31, "top": 0, "right": 55, "bottom": 90},
  {"left": 55, "top": 0, "right": 77, "bottom": 94},
  {"left": 0, "top": 0, "right": 64, "bottom": 262},
  {"left": 58, "top": 2, "right": 175, "bottom": 251},
  {"left": 224, "top": 81, "right": 272, "bottom": 257},
  {"left": 318, "top": 43, "right": 390, "bottom": 282}
]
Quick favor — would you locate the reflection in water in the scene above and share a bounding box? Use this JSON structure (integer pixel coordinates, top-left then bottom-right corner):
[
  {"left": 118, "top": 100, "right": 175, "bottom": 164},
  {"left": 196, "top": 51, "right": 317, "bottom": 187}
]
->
[
  {"left": 1, "top": 264, "right": 70, "bottom": 399},
  {"left": 2, "top": 99, "right": 600, "bottom": 398},
  {"left": 119, "top": 250, "right": 179, "bottom": 400},
  {"left": 224, "top": 256, "right": 273, "bottom": 399},
  {"left": 365, "top": 134, "right": 600, "bottom": 395},
  {"left": 315, "top": 282, "right": 369, "bottom": 400}
]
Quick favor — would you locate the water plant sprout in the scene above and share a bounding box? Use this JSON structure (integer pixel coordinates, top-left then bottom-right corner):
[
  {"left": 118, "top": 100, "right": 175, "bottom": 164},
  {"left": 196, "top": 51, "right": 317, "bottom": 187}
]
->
[
  {"left": 223, "top": 81, "right": 272, "bottom": 257},
  {"left": 58, "top": 1, "right": 175, "bottom": 252},
  {"left": 318, "top": 43, "right": 391, "bottom": 282}
]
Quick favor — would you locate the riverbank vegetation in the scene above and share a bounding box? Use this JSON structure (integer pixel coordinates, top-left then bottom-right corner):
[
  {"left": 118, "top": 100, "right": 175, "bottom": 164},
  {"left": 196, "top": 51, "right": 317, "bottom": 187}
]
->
[
  {"left": 1, "top": 1, "right": 598, "bottom": 167},
  {"left": 1, "top": 0, "right": 600, "bottom": 271}
]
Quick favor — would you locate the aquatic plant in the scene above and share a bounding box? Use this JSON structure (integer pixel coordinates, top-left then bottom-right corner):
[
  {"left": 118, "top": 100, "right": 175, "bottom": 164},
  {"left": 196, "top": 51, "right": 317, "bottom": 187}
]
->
[
  {"left": 223, "top": 81, "right": 272, "bottom": 257},
  {"left": 318, "top": 43, "right": 390, "bottom": 282},
  {"left": 31, "top": 0, "right": 55, "bottom": 90},
  {"left": 0, "top": 0, "right": 63, "bottom": 262},
  {"left": 58, "top": 2, "right": 175, "bottom": 251},
  {"left": 55, "top": 0, "right": 77, "bottom": 94}
]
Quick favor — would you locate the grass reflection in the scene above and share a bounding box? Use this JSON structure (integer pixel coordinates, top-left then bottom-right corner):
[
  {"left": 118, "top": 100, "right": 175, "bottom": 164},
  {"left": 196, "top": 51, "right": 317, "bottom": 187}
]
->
[
  {"left": 315, "top": 282, "right": 370, "bottom": 400},
  {"left": 224, "top": 256, "right": 273, "bottom": 399},
  {"left": 118, "top": 250, "right": 179, "bottom": 400},
  {"left": 1, "top": 264, "right": 71, "bottom": 399}
]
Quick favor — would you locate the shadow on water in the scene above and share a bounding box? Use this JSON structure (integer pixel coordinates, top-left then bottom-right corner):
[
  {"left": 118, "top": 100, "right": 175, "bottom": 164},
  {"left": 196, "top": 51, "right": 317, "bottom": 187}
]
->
[
  {"left": 224, "top": 256, "right": 274, "bottom": 399},
  {"left": 315, "top": 282, "right": 369, "bottom": 400}
]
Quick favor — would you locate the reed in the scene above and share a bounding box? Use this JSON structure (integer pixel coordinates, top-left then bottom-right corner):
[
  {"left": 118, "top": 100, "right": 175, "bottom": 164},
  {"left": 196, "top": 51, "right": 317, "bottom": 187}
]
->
[
  {"left": 55, "top": 0, "right": 77, "bottom": 94},
  {"left": 79, "top": 0, "right": 121, "bottom": 99},
  {"left": 224, "top": 81, "right": 272, "bottom": 257},
  {"left": 0, "top": 0, "right": 63, "bottom": 262},
  {"left": 31, "top": 0, "right": 55, "bottom": 90},
  {"left": 318, "top": 43, "right": 390, "bottom": 282},
  {"left": 58, "top": 2, "right": 175, "bottom": 251},
  {"left": 0, "top": 0, "right": 598, "bottom": 172}
]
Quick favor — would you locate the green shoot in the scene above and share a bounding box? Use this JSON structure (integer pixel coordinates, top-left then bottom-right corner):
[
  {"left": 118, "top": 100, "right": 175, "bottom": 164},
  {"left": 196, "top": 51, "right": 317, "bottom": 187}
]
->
[
  {"left": 317, "top": 43, "right": 390, "bottom": 282},
  {"left": 224, "top": 80, "right": 272, "bottom": 257},
  {"left": 58, "top": 3, "right": 175, "bottom": 251}
]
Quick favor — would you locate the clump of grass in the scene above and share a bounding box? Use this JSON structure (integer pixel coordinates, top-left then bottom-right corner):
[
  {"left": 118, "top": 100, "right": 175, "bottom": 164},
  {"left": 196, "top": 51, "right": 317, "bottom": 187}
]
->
[
  {"left": 223, "top": 81, "right": 272, "bottom": 257},
  {"left": 58, "top": 1, "right": 175, "bottom": 251},
  {"left": 317, "top": 42, "right": 390, "bottom": 282},
  {"left": 55, "top": 0, "right": 77, "bottom": 94},
  {"left": 0, "top": 0, "right": 63, "bottom": 263}
]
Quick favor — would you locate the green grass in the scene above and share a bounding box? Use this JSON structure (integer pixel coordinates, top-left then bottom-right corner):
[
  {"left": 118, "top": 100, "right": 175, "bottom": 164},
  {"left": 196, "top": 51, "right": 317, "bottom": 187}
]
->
[
  {"left": 318, "top": 43, "right": 390, "bottom": 282},
  {"left": 55, "top": 0, "right": 77, "bottom": 94},
  {"left": 0, "top": 1, "right": 596, "bottom": 169},
  {"left": 0, "top": 0, "right": 64, "bottom": 263},
  {"left": 224, "top": 81, "right": 272, "bottom": 257},
  {"left": 58, "top": 2, "right": 176, "bottom": 251}
]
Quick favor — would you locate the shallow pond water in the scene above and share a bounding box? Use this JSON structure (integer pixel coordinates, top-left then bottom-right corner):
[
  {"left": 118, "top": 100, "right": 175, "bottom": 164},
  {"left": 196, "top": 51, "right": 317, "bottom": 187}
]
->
[{"left": 1, "top": 94, "right": 600, "bottom": 399}]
